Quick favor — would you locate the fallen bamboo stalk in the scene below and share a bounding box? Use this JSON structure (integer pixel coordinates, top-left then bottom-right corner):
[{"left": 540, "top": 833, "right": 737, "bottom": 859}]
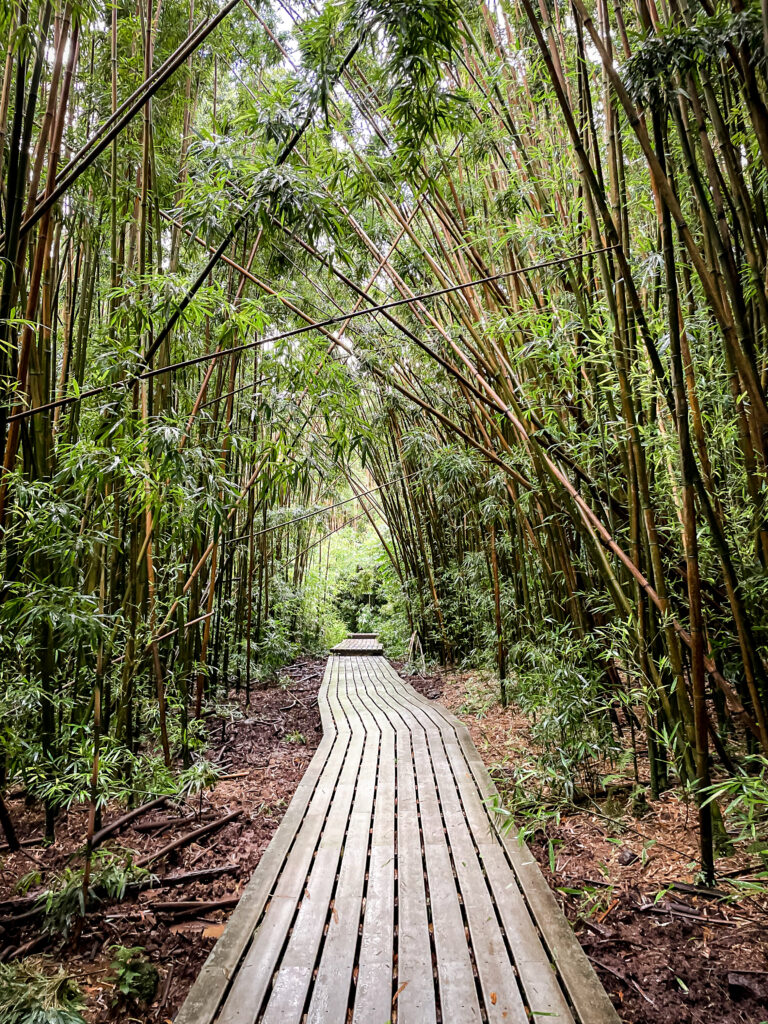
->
[
  {"left": 145, "top": 864, "right": 240, "bottom": 889},
  {"left": 0, "top": 864, "right": 241, "bottom": 924},
  {"left": 88, "top": 794, "right": 170, "bottom": 850},
  {"left": 148, "top": 895, "right": 241, "bottom": 916},
  {"left": 137, "top": 809, "right": 242, "bottom": 867},
  {"left": 132, "top": 811, "right": 216, "bottom": 833},
  {"left": 635, "top": 901, "right": 742, "bottom": 927}
]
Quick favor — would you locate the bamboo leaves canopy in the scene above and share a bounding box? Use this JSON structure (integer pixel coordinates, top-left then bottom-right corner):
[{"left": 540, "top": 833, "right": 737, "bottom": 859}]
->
[{"left": 2, "top": 0, "right": 768, "bottom": 882}]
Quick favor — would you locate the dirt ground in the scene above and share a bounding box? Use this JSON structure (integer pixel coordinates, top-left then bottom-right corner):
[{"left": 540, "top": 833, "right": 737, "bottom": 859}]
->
[
  {"left": 408, "top": 666, "right": 768, "bottom": 1024},
  {"left": 0, "top": 657, "right": 325, "bottom": 1021},
  {"left": 3, "top": 657, "right": 768, "bottom": 1023}
]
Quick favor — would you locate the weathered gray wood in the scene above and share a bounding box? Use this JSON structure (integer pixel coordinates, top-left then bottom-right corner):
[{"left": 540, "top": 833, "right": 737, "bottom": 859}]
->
[
  {"left": 176, "top": 642, "right": 619, "bottom": 1024},
  {"left": 365, "top": 660, "right": 481, "bottom": 1022},
  {"left": 374, "top": 667, "right": 568, "bottom": 1022},
  {"left": 351, "top": 667, "right": 396, "bottom": 1024},
  {"left": 306, "top": 659, "right": 381, "bottom": 1023},
  {"left": 331, "top": 637, "right": 383, "bottom": 655},
  {"left": 174, "top": 660, "right": 340, "bottom": 1024},
  {"left": 215, "top": 662, "right": 356, "bottom": 1024},
  {"left": 371, "top": 662, "right": 528, "bottom": 1024},
  {"left": 394, "top": 726, "right": 438, "bottom": 1024},
  {"left": 382, "top": 662, "right": 618, "bottom": 1024}
]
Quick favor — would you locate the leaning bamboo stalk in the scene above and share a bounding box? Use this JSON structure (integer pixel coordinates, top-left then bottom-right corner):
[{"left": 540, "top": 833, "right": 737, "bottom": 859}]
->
[
  {"left": 15, "top": 0, "right": 244, "bottom": 242},
  {"left": 567, "top": 0, "right": 768, "bottom": 438}
]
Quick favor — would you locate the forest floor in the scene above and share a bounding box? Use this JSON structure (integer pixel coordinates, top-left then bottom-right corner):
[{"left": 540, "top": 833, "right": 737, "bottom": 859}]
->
[
  {"left": 3, "top": 656, "right": 767, "bottom": 1023},
  {"left": 407, "top": 666, "right": 768, "bottom": 1024},
  {"left": 0, "top": 657, "right": 325, "bottom": 1022}
]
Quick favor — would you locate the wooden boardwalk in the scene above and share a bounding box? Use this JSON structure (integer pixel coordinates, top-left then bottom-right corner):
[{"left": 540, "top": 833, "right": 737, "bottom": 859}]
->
[
  {"left": 331, "top": 636, "right": 384, "bottom": 656},
  {"left": 177, "top": 649, "right": 619, "bottom": 1023}
]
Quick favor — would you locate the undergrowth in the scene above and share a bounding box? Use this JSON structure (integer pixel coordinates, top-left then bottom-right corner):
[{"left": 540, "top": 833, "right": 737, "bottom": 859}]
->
[
  {"left": 32, "top": 850, "right": 153, "bottom": 937},
  {"left": 0, "top": 959, "right": 86, "bottom": 1024},
  {"left": 458, "top": 635, "right": 768, "bottom": 881}
]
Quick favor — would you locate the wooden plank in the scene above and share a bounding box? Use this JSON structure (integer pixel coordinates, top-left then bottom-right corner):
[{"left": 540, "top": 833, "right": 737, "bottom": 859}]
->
[
  {"left": 306, "top": 658, "right": 381, "bottom": 1022},
  {"left": 365, "top": 661, "right": 482, "bottom": 1023},
  {"left": 215, "top": 660, "right": 357, "bottom": 1024},
  {"left": 420, "top": 805, "right": 482, "bottom": 1021},
  {"left": 257, "top": 845, "right": 343, "bottom": 1023},
  {"left": 394, "top": 725, "right": 437, "bottom": 1024},
  {"left": 416, "top": 718, "right": 575, "bottom": 1023},
  {"left": 370, "top": 661, "right": 527, "bottom": 1024},
  {"left": 257, "top": 658, "right": 373, "bottom": 1024},
  {"left": 174, "top": 658, "right": 341, "bottom": 1024},
  {"left": 386, "top": 665, "right": 619, "bottom": 1024},
  {"left": 352, "top": 667, "right": 396, "bottom": 1024},
  {"left": 331, "top": 639, "right": 383, "bottom": 655},
  {"left": 379, "top": 667, "right": 572, "bottom": 1022},
  {"left": 411, "top": 731, "right": 573, "bottom": 1021}
]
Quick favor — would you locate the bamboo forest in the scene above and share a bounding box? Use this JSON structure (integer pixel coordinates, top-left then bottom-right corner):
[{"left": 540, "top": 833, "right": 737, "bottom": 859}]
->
[{"left": 2, "top": 0, "right": 768, "bottom": 1020}]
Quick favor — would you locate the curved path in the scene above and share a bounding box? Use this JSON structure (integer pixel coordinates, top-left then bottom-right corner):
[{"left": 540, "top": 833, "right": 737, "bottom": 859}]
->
[{"left": 177, "top": 646, "right": 619, "bottom": 1023}]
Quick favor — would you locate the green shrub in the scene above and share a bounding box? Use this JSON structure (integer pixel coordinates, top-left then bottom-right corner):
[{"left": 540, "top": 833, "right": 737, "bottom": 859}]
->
[
  {"left": 506, "top": 625, "right": 622, "bottom": 801},
  {"left": 704, "top": 756, "right": 768, "bottom": 864},
  {"left": 37, "top": 850, "right": 153, "bottom": 937},
  {"left": 108, "top": 946, "right": 159, "bottom": 1008}
]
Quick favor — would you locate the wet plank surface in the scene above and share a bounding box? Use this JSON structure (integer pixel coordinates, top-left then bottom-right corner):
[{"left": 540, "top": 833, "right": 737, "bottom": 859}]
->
[
  {"left": 330, "top": 637, "right": 384, "bottom": 655},
  {"left": 176, "top": 645, "right": 620, "bottom": 1024}
]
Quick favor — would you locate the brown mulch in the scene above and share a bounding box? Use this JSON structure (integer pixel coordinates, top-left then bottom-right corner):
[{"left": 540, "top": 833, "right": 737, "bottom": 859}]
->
[
  {"left": 6, "top": 657, "right": 768, "bottom": 1023},
  {"left": 407, "top": 666, "right": 768, "bottom": 1024},
  {"left": 0, "top": 656, "right": 325, "bottom": 1021}
]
